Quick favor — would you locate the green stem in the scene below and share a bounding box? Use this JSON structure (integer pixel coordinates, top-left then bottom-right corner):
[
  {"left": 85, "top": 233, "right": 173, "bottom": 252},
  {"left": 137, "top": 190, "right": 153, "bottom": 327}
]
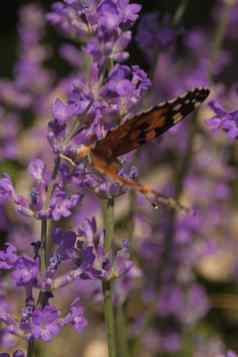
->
[
  {"left": 26, "top": 157, "right": 60, "bottom": 357},
  {"left": 40, "top": 219, "right": 48, "bottom": 272},
  {"left": 26, "top": 339, "right": 35, "bottom": 357},
  {"left": 102, "top": 198, "right": 114, "bottom": 252},
  {"left": 209, "top": 0, "right": 234, "bottom": 74},
  {"left": 26, "top": 217, "right": 48, "bottom": 357},
  {"left": 173, "top": 0, "right": 190, "bottom": 26},
  {"left": 151, "top": 0, "right": 190, "bottom": 97},
  {"left": 162, "top": 120, "right": 196, "bottom": 270},
  {"left": 102, "top": 198, "right": 117, "bottom": 357},
  {"left": 115, "top": 303, "right": 130, "bottom": 357},
  {"left": 128, "top": 190, "right": 136, "bottom": 254}
]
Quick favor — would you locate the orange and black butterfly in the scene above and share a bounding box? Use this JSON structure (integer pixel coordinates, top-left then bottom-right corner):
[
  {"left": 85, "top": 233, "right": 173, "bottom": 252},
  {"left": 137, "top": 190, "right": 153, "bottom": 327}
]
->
[{"left": 64, "top": 87, "right": 210, "bottom": 210}]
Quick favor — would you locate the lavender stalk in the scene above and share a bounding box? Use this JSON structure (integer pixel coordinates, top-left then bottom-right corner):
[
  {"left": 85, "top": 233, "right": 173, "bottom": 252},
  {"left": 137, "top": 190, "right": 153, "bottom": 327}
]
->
[
  {"left": 209, "top": 0, "right": 235, "bottom": 72},
  {"left": 26, "top": 219, "right": 48, "bottom": 357},
  {"left": 102, "top": 198, "right": 117, "bottom": 357},
  {"left": 173, "top": 0, "right": 190, "bottom": 26},
  {"left": 27, "top": 157, "right": 60, "bottom": 357}
]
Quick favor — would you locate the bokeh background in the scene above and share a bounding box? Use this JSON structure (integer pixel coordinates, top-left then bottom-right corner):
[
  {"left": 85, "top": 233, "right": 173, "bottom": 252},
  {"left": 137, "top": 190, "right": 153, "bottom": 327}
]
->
[{"left": 1, "top": 1, "right": 238, "bottom": 356}]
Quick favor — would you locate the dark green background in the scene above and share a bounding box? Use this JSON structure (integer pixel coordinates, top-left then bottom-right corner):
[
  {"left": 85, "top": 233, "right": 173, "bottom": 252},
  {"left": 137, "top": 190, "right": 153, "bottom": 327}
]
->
[{"left": 0, "top": 0, "right": 216, "bottom": 77}]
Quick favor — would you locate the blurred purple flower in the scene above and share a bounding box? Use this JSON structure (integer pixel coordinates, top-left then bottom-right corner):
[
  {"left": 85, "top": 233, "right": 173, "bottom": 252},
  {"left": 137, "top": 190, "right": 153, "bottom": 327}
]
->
[
  {"left": 0, "top": 244, "right": 18, "bottom": 270},
  {"left": 0, "top": 175, "right": 16, "bottom": 203},
  {"left": 13, "top": 351, "right": 25, "bottom": 357},
  {"left": 60, "top": 44, "right": 82, "bottom": 67},
  {"left": 15, "top": 4, "right": 52, "bottom": 95},
  {"left": 136, "top": 12, "right": 177, "bottom": 64},
  {"left": 207, "top": 100, "right": 238, "bottom": 139},
  {"left": 0, "top": 80, "right": 32, "bottom": 109},
  {"left": 226, "top": 352, "right": 238, "bottom": 357},
  {"left": 0, "top": 111, "right": 19, "bottom": 161}
]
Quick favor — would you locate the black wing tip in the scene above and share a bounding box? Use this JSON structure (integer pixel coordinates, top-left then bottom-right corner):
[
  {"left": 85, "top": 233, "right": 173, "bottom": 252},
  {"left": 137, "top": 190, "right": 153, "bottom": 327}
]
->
[{"left": 191, "top": 87, "right": 210, "bottom": 102}]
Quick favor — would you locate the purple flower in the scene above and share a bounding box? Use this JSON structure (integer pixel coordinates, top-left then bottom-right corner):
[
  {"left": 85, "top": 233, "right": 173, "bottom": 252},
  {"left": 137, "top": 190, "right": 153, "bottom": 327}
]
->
[
  {"left": 0, "top": 175, "right": 35, "bottom": 218},
  {"left": 117, "top": 0, "right": 141, "bottom": 25},
  {"left": 63, "top": 298, "right": 87, "bottom": 332},
  {"left": 75, "top": 218, "right": 109, "bottom": 279},
  {"left": 45, "top": 254, "right": 63, "bottom": 281},
  {"left": 97, "top": 1, "right": 121, "bottom": 31},
  {"left": 12, "top": 256, "right": 39, "bottom": 286},
  {"left": 53, "top": 228, "right": 77, "bottom": 259},
  {"left": 101, "top": 64, "right": 150, "bottom": 114},
  {"left": 31, "top": 305, "right": 61, "bottom": 342},
  {"left": 30, "top": 186, "right": 44, "bottom": 212},
  {"left": 207, "top": 100, "right": 238, "bottom": 139},
  {"left": 0, "top": 301, "right": 18, "bottom": 340},
  {"left": 227, "top": 352, "right": 238, "bottom": 357},
  {"left": 15, "top": 4, "right": 52, "bottom": 95},
  {"left": 114, "top": 240, "right": 134, "bottom": 276},
  {"left": 77, "top": 246, "right": 96, "bottom": 273},
  {"left": 157, "top": 286, "right": 184, "bottom": 317},
  {"left": 0, "top": 244, "right": 18, "bottom": 270},
  {"left": 111, "top": 31, "right": 131, "bottom": 62},
  {"left": 28, "top": 159, "right": 48, "bottom": 183},
  {"left": 0, "top": 111, "right": 19, "bottom": 161},
  {"left": 0, "top": 293, "right": 11, "bottom": 317},
  {"left": 15, "top": 195, "right": 34, "bottom": 218},
  {"left": 20, "top": 296, "right": 35, "bottom": 332},
  {"left": 67, "top": 84, "right": 92, "bottom": 117},
  {"left": 0, "top": 175, "right": 16, "bottom": 203},
  {"left": 96, "top": 0, "right": 141, "bottom": 31},
  {"left": 48, "top": 0, "right": 141, "bottom": 38},
  {"left": 159, "top": 332, "right": 181, "bottom": 353},
  {"left": 47, "top": 1, "right": 89, "bottom": 38},
  {"left": 49, "top": 188, "right": 83, "bottom": 221},
  {"left": 0, "top": 80, "right": 32, "bottom": 109},
  {"left": 77, "top": 217, "right": 98, "bottom": 246},
  {"left": 52, "top": 98, "right": 73, "bottom": 125},
  {"left": 13, "top": 351, "right": 25, "bottom": 357},
  {"left": 136, "top": 12, "right": 177, "bottom": 63},
  {"left": 186, "top": 29, "right": 208, "bottom": 54}
]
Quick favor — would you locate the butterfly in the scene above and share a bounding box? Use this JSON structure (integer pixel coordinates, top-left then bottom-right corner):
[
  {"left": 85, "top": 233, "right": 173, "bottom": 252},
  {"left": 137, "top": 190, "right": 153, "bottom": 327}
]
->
[{"left": 63, "top": 87, "right": 210, "bottom": 211}]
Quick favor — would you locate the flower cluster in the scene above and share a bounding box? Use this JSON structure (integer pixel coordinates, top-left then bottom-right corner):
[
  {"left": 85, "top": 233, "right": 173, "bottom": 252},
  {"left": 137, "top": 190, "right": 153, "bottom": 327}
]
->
[{"left": 0, "top": 216, "right": 133, "bottom": 345}]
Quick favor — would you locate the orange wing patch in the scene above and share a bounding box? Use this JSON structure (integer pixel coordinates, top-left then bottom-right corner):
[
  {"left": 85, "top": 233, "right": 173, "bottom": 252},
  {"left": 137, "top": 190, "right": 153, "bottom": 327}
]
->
[{"left": 93, "top": 87, "right": 210, "bottom": 161}]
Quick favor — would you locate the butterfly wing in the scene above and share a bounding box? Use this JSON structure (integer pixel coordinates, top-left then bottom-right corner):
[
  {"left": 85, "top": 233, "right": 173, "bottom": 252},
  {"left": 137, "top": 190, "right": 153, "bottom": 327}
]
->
[{"left": 93, "top": 87, "right": 209, "bottom": 161}]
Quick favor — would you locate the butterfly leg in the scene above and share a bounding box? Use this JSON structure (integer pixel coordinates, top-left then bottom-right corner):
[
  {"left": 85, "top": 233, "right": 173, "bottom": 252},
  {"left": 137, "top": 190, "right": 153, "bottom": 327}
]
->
[{"left": 91, "top": 153, "right": 190, "bottom": 213}]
